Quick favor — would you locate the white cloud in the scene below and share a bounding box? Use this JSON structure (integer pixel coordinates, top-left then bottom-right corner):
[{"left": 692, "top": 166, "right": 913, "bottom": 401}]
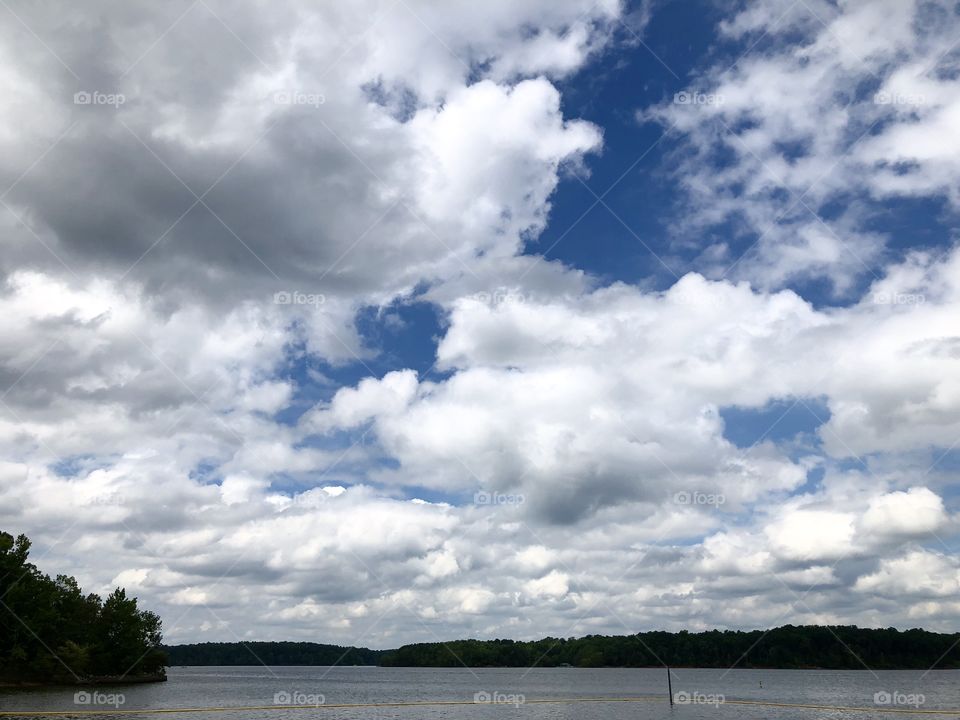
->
[
  {"left": 644, "top": 0, "right": 960, "bottom": 292},
  {"left": 314, "top": 249, "right": 960, "bottom": 520},
  {"left": 765, "top": 510, "right": 856, "bottom": 562},
  {"left": 2, "top": 0, "right": 960, "bottom": 648},
  {"left": 855, "top": 550, "right": 960, "bottom": 598},
  {"left": 524, "top": 570, "right": 570, "bottom": 599},
  {"left": 861, "top": 487, "right": 948, "bottom": 538}
]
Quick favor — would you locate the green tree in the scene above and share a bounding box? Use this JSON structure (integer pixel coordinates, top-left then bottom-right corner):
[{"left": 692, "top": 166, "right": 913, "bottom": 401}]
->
[{"left": 0, "top": 530, "right": 166, "bottom": 684}]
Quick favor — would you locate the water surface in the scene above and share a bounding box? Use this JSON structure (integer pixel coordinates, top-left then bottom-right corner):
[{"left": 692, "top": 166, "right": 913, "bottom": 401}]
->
[{"left": 1, "top": 666, "right": 957, "bottom": 718}]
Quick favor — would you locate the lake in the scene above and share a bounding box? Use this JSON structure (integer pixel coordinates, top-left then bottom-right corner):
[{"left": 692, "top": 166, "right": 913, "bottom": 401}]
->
[{"left": 1, "top": 666, "right": 958, "bottom": 718}]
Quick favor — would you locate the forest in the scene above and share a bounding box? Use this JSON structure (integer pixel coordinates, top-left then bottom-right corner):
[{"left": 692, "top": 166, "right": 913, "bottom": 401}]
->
[
  {"left": 377, "top": 626, "right": 960, "bottom": 668},
  {"left": 165, "top": 641, "right": 379, "bottom": 666},
  {"left": 165, "top": 626, "right": 960, "bottom": 669},
  {"left": 0, "top": 531, "right": 166, "bottom": 684}
]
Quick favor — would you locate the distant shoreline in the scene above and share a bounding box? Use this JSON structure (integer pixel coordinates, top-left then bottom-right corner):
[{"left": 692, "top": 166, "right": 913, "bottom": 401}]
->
[{"left": 163, "top": 625, "right": 960, "bottom": 671}]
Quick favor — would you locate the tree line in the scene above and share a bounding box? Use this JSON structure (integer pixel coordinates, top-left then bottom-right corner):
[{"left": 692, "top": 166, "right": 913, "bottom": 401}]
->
[
  {"left": 0, "top": 531, "right": 166, "bottom": 684},
  {"left": 378, "top": 627, "right": 960, "bottom": 668},
  {"left": 165, "top": 641, "right": 379, "bottom": 666},
  {"left": 165, "top": 626, "right": 960, "bottom": 669}
]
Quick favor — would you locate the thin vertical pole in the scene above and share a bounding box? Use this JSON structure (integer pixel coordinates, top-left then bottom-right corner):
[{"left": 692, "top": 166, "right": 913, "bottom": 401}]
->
[{"left": 667, "top": 665, "right": 673, "bottom": 706}]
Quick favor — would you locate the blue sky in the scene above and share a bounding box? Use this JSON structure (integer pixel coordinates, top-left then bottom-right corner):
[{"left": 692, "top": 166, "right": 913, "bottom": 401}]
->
[
  {"left": 2, "top": 0, "right": 960, "bottom": 648},
  {"left": 299, "top": 0, "right": 959, "bottom": 510}
]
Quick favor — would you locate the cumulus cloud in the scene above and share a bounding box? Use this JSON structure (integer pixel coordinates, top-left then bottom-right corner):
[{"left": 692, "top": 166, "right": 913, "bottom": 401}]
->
[
  {"left": 861, "top": 487, "right": 948, "bottom": 538},
  {"left": 855, "top": 551, "right": 960, "bottom": 598},
  {"left": 0, "top": 0, "right": 607, "bottom": 317},
  {"left": 643, "top": 0, "right": 960, "bottom": 293},
  {"left": 2, "top": 0, "right": 959, "bottom": 649},
  {"left": 313, "top": 249, "right": 960, "bottom": 519}
]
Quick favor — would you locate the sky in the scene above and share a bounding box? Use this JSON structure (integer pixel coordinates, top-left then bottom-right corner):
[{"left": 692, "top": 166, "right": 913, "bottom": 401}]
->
[{"left": 1, "top": 0, "right": 960, "bottom": 649}]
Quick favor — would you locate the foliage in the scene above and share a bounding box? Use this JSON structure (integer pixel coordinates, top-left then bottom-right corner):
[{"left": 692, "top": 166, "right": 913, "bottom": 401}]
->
[
  {"left": 165, "top": 641, "right": 381, "bottom": 666},
  {"left": 377, "top": 627, "right": 960, "bottom": 669},
  {"left": 165, "top": 626, "right": 960, "bottom": 670},
  {"left": 0, "top": 531, "right": 166, "bottom": 683}
]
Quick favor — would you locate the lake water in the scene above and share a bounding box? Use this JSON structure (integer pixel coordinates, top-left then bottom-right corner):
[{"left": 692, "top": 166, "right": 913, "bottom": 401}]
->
[{"left": 1, "top": 666, "right": 958, "bottom": 718}]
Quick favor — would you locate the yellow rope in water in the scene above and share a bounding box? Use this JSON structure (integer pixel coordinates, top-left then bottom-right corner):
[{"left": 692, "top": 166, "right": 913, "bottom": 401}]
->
[
  {"left": 723, "top": 698, "right": 960, "bottom": 715},
  {"left": 1, "top": 694, "right": 959, "bottom": 716}
]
